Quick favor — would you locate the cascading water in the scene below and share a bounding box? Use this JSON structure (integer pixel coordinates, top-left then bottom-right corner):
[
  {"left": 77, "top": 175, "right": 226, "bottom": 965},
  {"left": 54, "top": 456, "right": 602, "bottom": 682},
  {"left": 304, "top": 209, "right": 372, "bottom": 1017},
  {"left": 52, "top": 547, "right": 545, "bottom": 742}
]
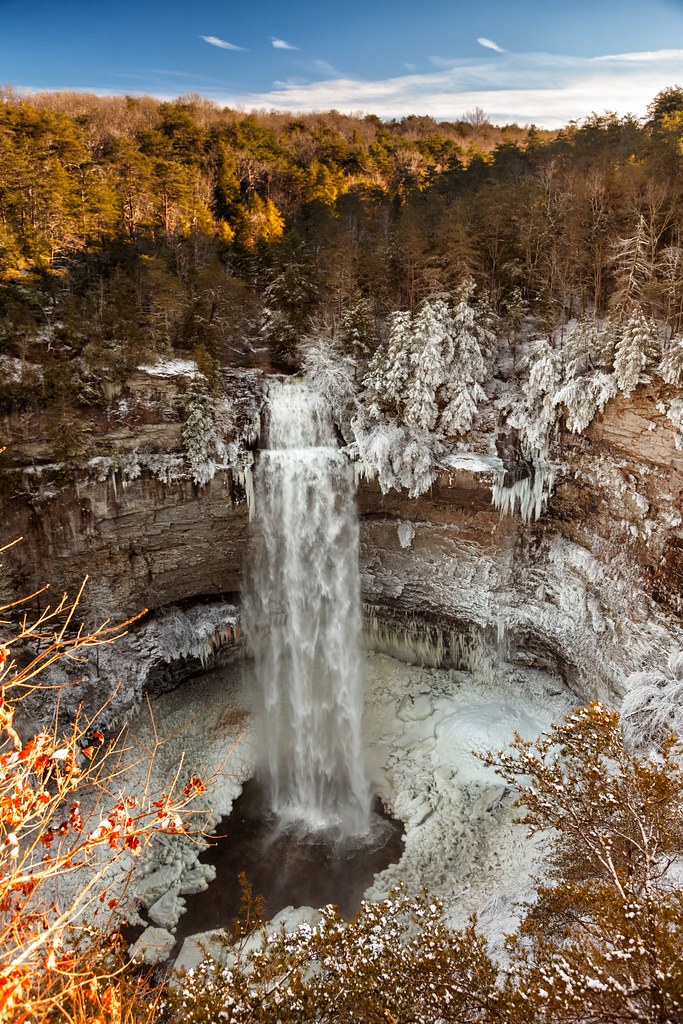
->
[{"left": 246, "top": 379, "right": 371, "bottom": 836}]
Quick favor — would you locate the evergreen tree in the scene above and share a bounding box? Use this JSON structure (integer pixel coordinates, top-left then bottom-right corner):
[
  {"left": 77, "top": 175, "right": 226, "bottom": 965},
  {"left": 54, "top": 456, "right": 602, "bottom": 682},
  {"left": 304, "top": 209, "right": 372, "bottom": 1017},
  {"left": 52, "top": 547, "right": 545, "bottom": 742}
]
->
[
  {"left": 515, "top": 336, "right": 562, "bottom": 453},
  {"left": 362, "top": 310, "right": 413, "bottom": 418},
  {"left": 473, "top": 289, "right": 501, "bottom": 365},
  {"left": 503, "top": 286, "right": 528, "bottom": 370},
  {"left": 594, "top": 312, "right": 620, "bottom": 371},
  {"left": 440, "top": 380, "right": 485, "bottom": 435},
  {"left": 614, "top": 305, "right": 660, "bottom": 394},
  {"left": 182, "top": 375, "right": 233, "bottom": 485},
  {"left": 340, "top": 294, "right": 376, "bottom": 360},
  {"left": 439, "top": 282, "right": 489, "bottom": 436},
  {"left": 404, "top": 299, "right": 449, "bottom": 431},
  {"left": 262, "top": 242, "right": 319, "bottom": 366},
  {"left": 525, "top": 337, "right": 560, "bottom": 410},
  {"left": 610, "top": 215, "right": 654, "bottom": 309},
  {"left": 555, "top": 371, "right": 617, "bottom": 433},
  {"left": 657, "top": 245, "right": 683, "bottom": 337},
  {"left": 660, "top": 334, "right": 683, "bottom": 387},
  {"left": 563, "top": 314, "right": 598, "bottom": 379},
  {"left": 214, "top": 141, "right": 243, "bottom": 228}
]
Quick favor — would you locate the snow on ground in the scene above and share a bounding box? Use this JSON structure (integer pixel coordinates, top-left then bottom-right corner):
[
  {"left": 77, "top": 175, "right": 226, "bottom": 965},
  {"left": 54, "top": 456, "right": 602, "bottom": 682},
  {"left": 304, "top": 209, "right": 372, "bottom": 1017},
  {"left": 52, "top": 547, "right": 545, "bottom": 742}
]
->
[
  {"left": 439, "top": 452, "right": 503, "bottom": 475},
  {"left": 51, "top": 661, "right": 257, "bottom": 963},
  {"left": 362, "top": 652, "right": 574, "bottom": 948},
  {"left": 138, "top": 358, "right": 200, "bottom": 378},
  {"left": 120, "top": 665, "right": 257, "bottom": 958}
]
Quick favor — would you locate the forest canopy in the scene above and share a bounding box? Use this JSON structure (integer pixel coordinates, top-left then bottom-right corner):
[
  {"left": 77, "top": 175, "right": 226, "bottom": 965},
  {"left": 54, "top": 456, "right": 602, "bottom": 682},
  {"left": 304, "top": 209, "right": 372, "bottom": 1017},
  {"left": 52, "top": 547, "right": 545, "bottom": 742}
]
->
[{"left": 1, "top": 85, "right": 682, "bottom": 388}]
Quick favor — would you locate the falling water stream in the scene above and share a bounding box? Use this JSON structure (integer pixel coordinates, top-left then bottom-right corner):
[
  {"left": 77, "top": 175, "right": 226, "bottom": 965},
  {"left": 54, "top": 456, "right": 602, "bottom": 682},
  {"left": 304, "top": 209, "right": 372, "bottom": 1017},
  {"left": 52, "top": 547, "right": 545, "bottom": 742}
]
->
[{"left": 246, "top": 378, "right": 371, "bottom": 835}]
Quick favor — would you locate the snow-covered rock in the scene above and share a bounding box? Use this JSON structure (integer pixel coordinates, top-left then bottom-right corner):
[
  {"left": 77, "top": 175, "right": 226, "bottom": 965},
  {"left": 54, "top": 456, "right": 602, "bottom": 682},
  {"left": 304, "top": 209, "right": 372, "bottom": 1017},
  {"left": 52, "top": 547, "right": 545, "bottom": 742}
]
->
[
  {"left": 130, "top": 927, "right": 175, "bottom": 964},
  {"left": 174, "top": 928, "right": 227, "bottom": 974}
]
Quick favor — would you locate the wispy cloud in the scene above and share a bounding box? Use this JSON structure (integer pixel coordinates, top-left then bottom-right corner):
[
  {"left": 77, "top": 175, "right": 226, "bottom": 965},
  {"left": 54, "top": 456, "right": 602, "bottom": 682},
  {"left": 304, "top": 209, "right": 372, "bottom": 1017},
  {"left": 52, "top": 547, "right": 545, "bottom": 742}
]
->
[
  {"left": 272, "top": 38, "right": 298, "bottom": 50},
  {"left": 200, "top": 35, "right": 246, "bottom": 51},
  {"left": 208, "top": 48, "right": 683, "bottom": 127},
  {"left": 477, "top": 37, "right": 506, "bottom": 54},
  {"left": 308, "top": 58, "right": 339, "bottom": 76}
]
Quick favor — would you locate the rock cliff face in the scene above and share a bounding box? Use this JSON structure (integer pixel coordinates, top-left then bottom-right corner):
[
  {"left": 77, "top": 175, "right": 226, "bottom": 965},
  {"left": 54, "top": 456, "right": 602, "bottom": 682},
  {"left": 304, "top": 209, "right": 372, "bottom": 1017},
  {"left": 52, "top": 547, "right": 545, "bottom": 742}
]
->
[
  {"left": 2, "top": 374, "right": 682, "bottom": 715},
  {"left": 1, "top": 470, "right": 249, "bottom": 620},
  {"left": 0, "top": 367, "right": 257, "bottom": 621},
  {"left": 359, "top": 381, "right": 683, "bottom": 702}
]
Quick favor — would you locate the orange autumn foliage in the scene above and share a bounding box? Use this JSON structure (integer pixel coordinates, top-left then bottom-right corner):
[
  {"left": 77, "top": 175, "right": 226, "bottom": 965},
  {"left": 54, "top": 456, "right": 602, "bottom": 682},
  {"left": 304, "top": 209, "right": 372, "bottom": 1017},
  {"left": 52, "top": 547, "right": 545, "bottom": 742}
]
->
[{"left": 0, "top": 540, "right": 212, "bottom": 1023}]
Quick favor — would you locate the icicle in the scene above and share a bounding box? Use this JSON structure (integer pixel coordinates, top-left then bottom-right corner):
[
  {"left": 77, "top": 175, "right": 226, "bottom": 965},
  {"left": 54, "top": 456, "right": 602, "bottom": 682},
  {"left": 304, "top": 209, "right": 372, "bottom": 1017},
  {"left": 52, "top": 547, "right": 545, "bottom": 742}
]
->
[
  {"left": 339, "top": 440, "right": 377, "bottom": 488},
  {"left": 234, "top": 455, "right": 255, "bottom": 520},
  {"left": 491, "top": 461, "right": 557, "bottom": 523},
  {"left": 352, "top": 458, "right": 377, "bottom": 487},
  {"left": 362, "top": 605, "right": 497, "bottom": 684}
]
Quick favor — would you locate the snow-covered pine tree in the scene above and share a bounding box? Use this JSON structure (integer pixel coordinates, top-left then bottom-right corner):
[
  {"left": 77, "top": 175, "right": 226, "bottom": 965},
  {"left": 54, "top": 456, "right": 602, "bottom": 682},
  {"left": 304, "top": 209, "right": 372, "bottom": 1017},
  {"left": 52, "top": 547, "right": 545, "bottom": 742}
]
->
[
  {"left": 340, "top": 294, "right": 376, "bottom": 360},
  {"left": 553, "top": 316, "right": 618, "bottom": 434},
  {"left": 440, "top": 380, "right": 486, "bottom": 435},
  {"left": 438, "top": 280, "right": 489, "bottom": 436},
  {"left": 658, "top": 244, "right": 683, "bottom": 337},
  {"left": 473, "top": 289, "right": 501, "bottom": 366},
  {"left": 362, "top": 309, "right": 413, "bottom": 418},
  {"left": 503, "top": 286, "right": 528, "bottom": 370},
  {"left": 451, "top": 278, "right": 488, "bottom": 379},
  {"left": 526, "top": 338, "right": 560, "bottom": 402},
  {"left": 610, "top": 214, "right": 654, "bottom": 309},
  {"left": 301, "top": 334, "right": 358, "bottom": 428},
  {"left": 182, "top": 376, "right": 233, "bottom": 485},
  {"left": 563, "top": 315, "right": 598, "bottom": 379},
  {"left": 593, "top": 312, "right": 620, "bottom": 371},
  {"left": 614, "top": 305, "right": 660, "bottom": 394},
  {"left": 515, "top": 337, "right": 561, "bottom": 453},
  {"left": 403, "top": 299, "right": 450, "bottom": 431},
  {"left": 554, "top": 372, "right": 617, "bottom": 433},
  {"left": 659, "top": 334, "right": 683, "bottom": 386},
  {"left": 350, "top": 415, "right": 441, "bottom": 497}
]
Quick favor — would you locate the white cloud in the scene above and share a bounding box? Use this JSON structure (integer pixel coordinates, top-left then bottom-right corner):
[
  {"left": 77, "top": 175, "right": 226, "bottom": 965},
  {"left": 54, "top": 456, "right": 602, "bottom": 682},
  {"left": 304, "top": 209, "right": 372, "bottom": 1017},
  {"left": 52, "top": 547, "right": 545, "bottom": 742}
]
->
[
  {"left": 477, "top": 37, "right": 507, "bottom": 54},
  {"left": 272, "top": 38, "right": 298, "bottom": 50},
  {"left": 208, "top": 48, "right": 683, "bottom": 128},
  {"left": 200, "top": 35, "right": 246, "bottom": 51}
]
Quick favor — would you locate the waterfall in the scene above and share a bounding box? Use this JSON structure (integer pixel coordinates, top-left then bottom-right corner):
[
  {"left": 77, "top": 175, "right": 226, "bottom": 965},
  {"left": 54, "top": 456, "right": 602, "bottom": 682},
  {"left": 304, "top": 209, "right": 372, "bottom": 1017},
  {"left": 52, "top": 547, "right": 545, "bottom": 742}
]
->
[{"left": 246, "top": 379, "right": 371, "bottom": 835}]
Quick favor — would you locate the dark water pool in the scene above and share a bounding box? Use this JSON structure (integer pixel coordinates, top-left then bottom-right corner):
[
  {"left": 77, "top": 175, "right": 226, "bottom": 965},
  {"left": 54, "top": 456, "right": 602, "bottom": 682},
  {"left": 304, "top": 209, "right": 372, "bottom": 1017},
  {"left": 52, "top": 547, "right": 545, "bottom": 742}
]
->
[{"left": 172, "top": 779, "right": 404, "bottom": 949}]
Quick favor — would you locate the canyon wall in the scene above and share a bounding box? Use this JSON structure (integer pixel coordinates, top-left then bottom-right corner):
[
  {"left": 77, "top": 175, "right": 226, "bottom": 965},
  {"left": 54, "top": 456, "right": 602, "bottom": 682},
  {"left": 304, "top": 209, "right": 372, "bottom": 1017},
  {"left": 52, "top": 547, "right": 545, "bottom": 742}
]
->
[{"left": 2, "top": 372, "right": 682, "bottom": 716}]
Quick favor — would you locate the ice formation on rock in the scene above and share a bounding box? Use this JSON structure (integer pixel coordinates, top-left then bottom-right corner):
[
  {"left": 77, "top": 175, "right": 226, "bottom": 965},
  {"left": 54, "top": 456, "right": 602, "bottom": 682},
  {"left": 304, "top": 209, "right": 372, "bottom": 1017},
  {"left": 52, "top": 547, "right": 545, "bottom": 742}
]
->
[
  {"left": 246, "top": 379, "right": 371, "bottom": 835},
  {"left": 492, "top": 462, "right": 557, "bottom": 523}
]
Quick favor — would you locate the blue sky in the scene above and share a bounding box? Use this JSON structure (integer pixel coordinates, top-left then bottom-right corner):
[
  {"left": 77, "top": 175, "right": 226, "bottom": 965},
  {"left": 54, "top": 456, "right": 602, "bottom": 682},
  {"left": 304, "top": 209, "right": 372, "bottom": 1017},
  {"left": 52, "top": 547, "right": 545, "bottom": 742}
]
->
[{"left": 2, "top": 0, "right": 683, "bottom": 126}]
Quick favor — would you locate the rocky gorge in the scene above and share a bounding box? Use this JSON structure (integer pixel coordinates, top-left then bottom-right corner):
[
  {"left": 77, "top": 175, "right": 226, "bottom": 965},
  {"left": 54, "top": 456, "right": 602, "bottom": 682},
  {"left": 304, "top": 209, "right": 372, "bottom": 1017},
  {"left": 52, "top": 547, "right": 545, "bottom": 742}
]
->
[{"left": 3, "top": 362, "right": 683, "bottom": 966}]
